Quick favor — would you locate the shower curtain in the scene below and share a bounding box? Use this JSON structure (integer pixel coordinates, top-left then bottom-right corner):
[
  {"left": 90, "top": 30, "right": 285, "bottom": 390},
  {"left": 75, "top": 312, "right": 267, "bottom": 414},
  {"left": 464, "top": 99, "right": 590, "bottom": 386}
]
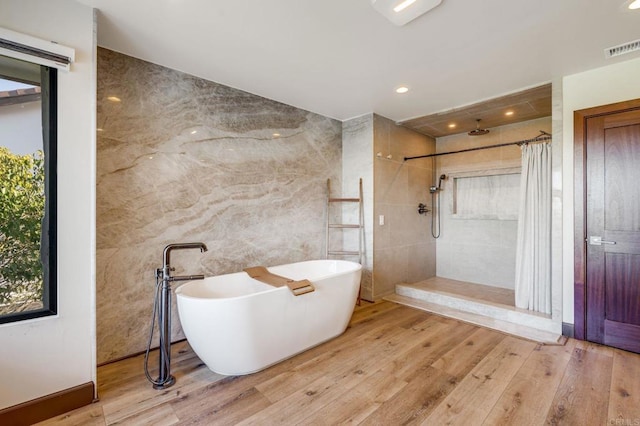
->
[{"left": 514, "top": 142, "right": 551, "bottom": 314}]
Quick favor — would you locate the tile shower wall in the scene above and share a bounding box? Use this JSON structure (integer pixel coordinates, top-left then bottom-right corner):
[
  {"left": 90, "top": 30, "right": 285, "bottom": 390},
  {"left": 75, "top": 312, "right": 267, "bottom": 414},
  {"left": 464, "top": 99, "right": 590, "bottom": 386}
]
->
[
  {"left": 435, "top": 117, "right": 552, "bottom": 289},
  {"left": 96, "top": 48, "right": 342, "bottom": 363},
  {"left": 342, "top": 114, "right": 374, "bottom": 300},
  {"left": 373, "top": 114, "right": 436, "bottom": 298}
]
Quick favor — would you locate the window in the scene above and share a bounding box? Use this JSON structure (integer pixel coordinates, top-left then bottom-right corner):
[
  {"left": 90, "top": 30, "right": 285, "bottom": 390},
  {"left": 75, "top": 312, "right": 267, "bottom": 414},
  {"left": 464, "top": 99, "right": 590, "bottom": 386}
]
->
[{"left": 0, "top": 54, "right": 57, "bottom": 323}]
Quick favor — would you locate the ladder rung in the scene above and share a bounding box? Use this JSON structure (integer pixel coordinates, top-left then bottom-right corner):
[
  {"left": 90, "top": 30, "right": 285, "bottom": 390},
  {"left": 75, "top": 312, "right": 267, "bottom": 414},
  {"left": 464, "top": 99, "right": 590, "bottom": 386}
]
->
[
  {"left": 329, "top": 224, "right": 360, "bottom": 229},
  {"left": 328, "top": 251, "right": 360, "bottom": 256},
  {"left": 329, "top": 198, "right": 360, "bottom": 202}
]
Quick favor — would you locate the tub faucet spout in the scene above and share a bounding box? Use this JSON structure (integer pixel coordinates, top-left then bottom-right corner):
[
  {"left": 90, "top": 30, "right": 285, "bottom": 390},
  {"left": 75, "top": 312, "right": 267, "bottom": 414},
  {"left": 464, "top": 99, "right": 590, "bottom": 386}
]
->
[{"left": 162, "top": 242, "right": 208, "bottom": 281}]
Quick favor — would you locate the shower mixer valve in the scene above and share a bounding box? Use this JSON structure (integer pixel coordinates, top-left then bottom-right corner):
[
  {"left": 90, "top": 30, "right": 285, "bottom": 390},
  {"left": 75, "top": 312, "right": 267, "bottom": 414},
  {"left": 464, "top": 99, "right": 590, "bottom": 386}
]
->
[{"left": 418, "top": 203, "right": 430, "bottom": 215}]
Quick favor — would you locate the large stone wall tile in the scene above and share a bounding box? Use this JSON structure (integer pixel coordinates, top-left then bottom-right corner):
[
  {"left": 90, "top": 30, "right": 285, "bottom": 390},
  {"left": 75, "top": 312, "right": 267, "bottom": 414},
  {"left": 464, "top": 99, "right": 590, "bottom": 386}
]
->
[{"left": 97, "top": 48, "right": 342, "bottom": 362}]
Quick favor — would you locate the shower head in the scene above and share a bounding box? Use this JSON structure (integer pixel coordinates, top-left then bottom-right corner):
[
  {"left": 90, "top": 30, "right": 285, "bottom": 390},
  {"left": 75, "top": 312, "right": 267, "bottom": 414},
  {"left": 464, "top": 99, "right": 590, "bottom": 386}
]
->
[{"left": 468, "top": 119, "right": 490, "bottom": 136}]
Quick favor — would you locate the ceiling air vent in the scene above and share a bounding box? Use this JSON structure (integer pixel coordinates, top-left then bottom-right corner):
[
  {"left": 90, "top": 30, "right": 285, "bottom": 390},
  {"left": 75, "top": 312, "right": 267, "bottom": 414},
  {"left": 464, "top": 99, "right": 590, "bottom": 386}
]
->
[{"left": 604, "top": 39, "right": 640, "bottom": 59}]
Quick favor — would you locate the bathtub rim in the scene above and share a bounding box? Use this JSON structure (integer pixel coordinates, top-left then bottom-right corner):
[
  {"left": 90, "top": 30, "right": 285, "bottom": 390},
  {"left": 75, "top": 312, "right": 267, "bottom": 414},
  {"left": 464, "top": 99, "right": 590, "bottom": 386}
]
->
[{"left": 175, "top": 259, "right": 362, "bottom": 301}]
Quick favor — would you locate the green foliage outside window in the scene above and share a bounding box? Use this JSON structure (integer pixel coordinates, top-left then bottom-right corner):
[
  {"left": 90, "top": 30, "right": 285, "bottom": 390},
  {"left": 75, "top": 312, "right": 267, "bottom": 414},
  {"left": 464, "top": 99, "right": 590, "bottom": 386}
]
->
[{"left": 0, "top": 146, "right": 45, "bottom": 314}]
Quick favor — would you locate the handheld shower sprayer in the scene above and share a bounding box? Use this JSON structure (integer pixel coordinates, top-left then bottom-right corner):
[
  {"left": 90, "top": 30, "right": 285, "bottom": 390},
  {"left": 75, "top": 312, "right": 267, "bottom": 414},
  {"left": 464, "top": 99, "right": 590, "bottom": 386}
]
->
[
  {"left": 430, "top": 174, "right": 446, "bottom": 193},
  {"left": 429, "top": 174, "right": 446, "bottom": 239}
]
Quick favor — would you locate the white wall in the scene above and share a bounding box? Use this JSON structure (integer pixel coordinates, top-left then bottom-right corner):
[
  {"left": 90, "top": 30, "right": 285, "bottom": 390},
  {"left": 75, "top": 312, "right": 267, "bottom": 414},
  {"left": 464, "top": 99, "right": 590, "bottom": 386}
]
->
[
  {"left": 562, "top": 56, "right": 640, "bottom": 324},
  {"left": 0, "top": 0, "right": 96, "bottom": 409},
  {"left": 0, "top": 101, "right": 42, "bottom": 155}
]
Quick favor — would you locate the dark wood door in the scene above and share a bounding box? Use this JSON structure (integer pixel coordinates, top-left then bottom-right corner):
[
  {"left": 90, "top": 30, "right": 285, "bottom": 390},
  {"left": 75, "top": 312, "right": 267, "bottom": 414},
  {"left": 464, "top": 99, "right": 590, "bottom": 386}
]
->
[{"left": 584, "top": 108, "right": 640, "bottom": 353}]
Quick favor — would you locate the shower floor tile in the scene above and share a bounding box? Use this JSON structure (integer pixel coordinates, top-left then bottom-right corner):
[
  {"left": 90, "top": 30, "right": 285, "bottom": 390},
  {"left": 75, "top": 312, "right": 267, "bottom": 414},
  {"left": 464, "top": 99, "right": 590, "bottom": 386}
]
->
[
  {"left": 405, "top": 276, "right": 515, "bottom": 307},
  {"left": 389, "top": 276, "right": 560, "bottom": 345},
  {"left": 385, "top": 294, "right": 562, "bottom": 345}
]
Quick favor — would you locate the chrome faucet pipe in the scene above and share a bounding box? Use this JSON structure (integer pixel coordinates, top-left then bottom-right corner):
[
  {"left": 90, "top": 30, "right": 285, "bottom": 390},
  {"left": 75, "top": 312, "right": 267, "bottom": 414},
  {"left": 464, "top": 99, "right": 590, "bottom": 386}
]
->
[
  {"left": 169, "top": 274, "right": 205, "bottom": 282},
  {"left": 152, "top": 242, "right": 207, "bottom": 390},
  {"left": 163, "top": 242, "right": 208, "bottom": 270}
]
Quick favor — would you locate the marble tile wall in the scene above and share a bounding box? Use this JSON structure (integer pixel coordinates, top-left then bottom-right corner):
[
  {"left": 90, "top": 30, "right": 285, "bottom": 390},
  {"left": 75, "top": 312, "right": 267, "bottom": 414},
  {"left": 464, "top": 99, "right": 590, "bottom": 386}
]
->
[
  {"left": 373, "top": 114, "right": 436, "bottom": 298},
  {"left": 342, "top": 115, "right": 374, "bottom": 300},
  {"left": 435, "top": 117, "right": 552, "bottom": 289},
  {"left": 96, "top": 48, "right": 342, "bottom": 363}
]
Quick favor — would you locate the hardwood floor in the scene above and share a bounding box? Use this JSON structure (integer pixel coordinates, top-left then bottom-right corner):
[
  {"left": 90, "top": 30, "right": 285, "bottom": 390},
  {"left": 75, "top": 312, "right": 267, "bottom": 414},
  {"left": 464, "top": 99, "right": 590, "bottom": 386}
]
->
[{"left": 38, "top": 302, "right": 640, "bottom": 425}]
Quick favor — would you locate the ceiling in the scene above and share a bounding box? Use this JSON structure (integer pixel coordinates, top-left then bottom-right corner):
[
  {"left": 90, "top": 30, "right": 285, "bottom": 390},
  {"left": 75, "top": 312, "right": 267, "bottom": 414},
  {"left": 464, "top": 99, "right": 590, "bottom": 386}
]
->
[
  {"left": 76, "top": 0, "right": 640, "bottom": 122},
  {"left": 401, "top": 84, "right": 551, "bottom": 137}
]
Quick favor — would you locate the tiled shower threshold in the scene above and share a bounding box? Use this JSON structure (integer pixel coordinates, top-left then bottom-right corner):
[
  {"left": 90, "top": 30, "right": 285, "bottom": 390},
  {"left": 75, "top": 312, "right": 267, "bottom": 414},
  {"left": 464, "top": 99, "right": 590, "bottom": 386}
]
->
[{"left": 385, "top": 276, "right": 565, "bottom": 345}]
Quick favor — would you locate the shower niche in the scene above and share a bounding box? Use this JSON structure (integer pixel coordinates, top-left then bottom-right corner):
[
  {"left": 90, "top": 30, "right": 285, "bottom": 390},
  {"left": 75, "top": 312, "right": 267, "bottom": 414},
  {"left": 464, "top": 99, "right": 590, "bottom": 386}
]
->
[{"left": 451, "top": 167, "right": 521, "bottom": 220}]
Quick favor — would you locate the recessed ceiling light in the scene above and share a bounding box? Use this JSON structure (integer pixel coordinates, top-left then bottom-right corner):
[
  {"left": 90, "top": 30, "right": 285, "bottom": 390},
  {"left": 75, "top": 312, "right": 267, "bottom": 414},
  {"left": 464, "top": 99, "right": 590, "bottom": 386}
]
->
[
  {"left": 396, "top": 86, "right": 409, "bottom": 94},
  {"left": 190, "top": 130, "right": 198, "bottom": 135},
  {"left": 448, "top": 123, "right": 456, "bottom": 128},
  {"left": 393, "top": 0, "right": 417, "bottom": 12},
  {"left": 629, "top": 0, "right": 640, "bottom": 9},
  {"left": 273, "top": 133, "right": 281, "bottom": 137},
  {"left": 505, "top": 110, "right": 514, "bottom": 116},
  {"left": 371, "top": 0, "right": 443, "bottom": 26},
  {"left": 107, "top": 96, "right": 121, "bottom": 102}
]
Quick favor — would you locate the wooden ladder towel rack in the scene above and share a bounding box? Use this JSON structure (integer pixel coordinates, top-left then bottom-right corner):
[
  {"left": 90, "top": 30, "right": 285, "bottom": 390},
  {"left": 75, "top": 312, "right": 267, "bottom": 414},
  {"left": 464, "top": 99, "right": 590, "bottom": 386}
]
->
[{"left": 326, "top": 178, "right": 364, "bottom": 304}]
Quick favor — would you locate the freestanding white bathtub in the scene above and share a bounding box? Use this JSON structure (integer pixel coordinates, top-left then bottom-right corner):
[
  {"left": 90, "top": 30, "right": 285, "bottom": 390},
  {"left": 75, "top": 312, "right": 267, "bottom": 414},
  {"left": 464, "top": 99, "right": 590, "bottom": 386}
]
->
[{"left": 175, "top": 259, "right": 362, "bottom": 375}]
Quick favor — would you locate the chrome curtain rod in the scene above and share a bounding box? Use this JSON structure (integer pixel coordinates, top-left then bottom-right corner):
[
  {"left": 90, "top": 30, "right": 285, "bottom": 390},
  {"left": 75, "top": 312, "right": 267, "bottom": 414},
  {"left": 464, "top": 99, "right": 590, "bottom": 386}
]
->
[{"left": 404, "top": 131, "right": 552, "bottom": 161}]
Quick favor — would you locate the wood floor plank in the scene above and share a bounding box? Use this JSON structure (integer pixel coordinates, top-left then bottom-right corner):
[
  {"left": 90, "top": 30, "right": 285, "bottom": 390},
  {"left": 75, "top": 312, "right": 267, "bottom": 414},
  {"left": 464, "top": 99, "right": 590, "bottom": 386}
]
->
[
  {"left": 100, "top": 360, "right": 222, "bottom": 424},
  {"left": 346, "top": 304, "right": 430, "bottom": 337},
  {"left": 254, "top": 322, "right": 406, "bottom": 402},
  {"left": 482, "top": 339, "right": 577, "bottom": 425},
  {"left": 237, "top": 376, "right": 347, "bottom": 425},
  {"left": 608, "top": 349, "right": 640, "bottom": 424},
  {"left": 97, "top": 341, "right": 193, "bottom": 386},
  {"left": 361, "top": 316, "right": 461, "bottom": 365},
  {"left": 36, "top": 403, "right": 106, "bottom": 426},
  {"left": 38, "top": 304, "right": 640, "bottom": 426},
  {"left": 431, "top": 327, "right": 508, "bottom": 380},
  {"left": 319, "top": 316, "right": 466, "bottom": 397},
  {"left": 349, "top": 300, "right": 401, "bottom": 324},
  {"left": 255, "top": 312, "right": 431, "bottom": 403},
  {"left": 303, "top": 366, "right": 409, "bottom": 425},
  {"left": 545, "top": 341, "right": 614, "bottom": 425},
  {"left": 359, "top": 366, "right": 458, "bottom": 425},
  {"left": 171, "top": 304, "right": 426, "bottom": 421},
  {"left": 387, "top": 321, "right": 477, "bottom": 381},
  {"left": 168, "top": 311, "right": 414, "bottom": 422},
  {"left": 423, "top": 336, "right": 537, "bottom": 425},
  {"left": 107, "top": 403, "right": 179, "bottom": 426},
  {"left": 173, "top": 385, "right": 271, "bottom": 425}
]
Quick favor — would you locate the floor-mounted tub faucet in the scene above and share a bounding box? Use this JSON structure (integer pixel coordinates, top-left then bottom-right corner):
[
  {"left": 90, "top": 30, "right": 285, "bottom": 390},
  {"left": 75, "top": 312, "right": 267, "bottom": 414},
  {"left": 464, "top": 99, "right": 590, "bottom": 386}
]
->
[{"left": 145, "top": 242, "right": 208, "bottom": 389}]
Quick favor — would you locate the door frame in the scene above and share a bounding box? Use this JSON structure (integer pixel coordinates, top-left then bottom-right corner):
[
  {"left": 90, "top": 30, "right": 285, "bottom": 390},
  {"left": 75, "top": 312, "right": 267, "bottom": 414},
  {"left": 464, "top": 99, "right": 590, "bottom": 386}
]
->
[{"left": 574, "top": 98, "right": 640, "bottom": 340}]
